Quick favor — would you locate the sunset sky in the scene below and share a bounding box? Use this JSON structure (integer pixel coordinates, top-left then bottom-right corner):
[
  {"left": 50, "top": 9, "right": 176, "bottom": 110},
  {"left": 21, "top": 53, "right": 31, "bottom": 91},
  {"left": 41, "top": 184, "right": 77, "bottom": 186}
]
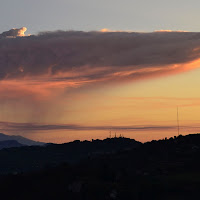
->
[{"left": 1, "top": 1, "right": 200, "bottom": 143}]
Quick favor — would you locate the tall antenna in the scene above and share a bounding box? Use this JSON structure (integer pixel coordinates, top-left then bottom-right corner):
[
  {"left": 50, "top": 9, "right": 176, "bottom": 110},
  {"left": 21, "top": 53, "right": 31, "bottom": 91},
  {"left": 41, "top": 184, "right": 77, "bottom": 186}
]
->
[{"left": 177, "top": 106, "right": 180, "bottom": 136}]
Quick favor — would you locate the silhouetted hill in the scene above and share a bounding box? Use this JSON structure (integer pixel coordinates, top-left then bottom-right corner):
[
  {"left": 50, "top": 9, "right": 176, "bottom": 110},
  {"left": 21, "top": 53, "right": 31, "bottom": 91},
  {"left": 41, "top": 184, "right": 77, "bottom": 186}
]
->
[
  {"left": 0, "top": 134, "right": 200, "bottom": 200},
  {"left": 0, "top": 140, "right": 24, "bottom": 150},
  {"left": 0, "top": 137, "right": 141, "bottom": 174},
  {"left": 0, "top": 133, "right": 45, "bottom": 146}
]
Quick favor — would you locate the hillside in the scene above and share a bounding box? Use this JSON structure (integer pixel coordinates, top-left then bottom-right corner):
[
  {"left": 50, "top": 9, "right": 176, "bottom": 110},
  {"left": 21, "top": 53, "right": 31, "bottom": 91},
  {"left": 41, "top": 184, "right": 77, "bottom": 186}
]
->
[
  {"left": 0, "top": 134, "right": 200, "bottom": 199},
  {"left": 0, "top": 137, "right": 141, "bottom": 174}
]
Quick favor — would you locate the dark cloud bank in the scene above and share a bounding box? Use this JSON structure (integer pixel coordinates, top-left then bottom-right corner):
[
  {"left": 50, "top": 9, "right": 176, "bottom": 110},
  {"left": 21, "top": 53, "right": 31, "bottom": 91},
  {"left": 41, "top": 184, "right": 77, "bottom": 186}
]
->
[
  {"left": 1, "top": 29, "right": 200, "bottom": 82},
  {"left": 0, "top": 121, "right": 174, "bottom": 132}
]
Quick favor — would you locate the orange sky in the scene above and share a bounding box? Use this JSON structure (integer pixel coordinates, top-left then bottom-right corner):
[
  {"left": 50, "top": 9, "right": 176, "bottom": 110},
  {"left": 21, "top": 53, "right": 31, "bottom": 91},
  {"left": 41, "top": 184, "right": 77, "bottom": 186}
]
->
[
  {"left": 1, "top": 63, "right": 200, "bottom": 143},
  {"left": 1, "top": 30, "right": 200, "bottom": 143}
]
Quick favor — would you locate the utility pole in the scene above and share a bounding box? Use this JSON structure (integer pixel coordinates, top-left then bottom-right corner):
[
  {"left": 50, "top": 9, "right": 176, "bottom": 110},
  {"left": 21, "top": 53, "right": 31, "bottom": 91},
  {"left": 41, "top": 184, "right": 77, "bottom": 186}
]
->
[{"left": 177, "top": 106, "right": 180, "bottom": 136}]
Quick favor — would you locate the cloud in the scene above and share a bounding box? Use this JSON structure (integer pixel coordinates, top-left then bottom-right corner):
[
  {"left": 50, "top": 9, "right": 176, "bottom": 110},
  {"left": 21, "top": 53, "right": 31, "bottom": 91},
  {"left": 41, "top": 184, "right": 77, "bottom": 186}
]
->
[
  {"left": 0, "top": 29, "right": 200, "bottom": 85},
  {"left": 154, "top": 30, "right": 188, "bottom": 32},
  {"left": 100, "top": 28, "right": 132, "bottom": 32},
  {"left": 0, "top": 121, "right": 175, "bottom": 132},
  {"left": 1, "top": 29, "right": 200, "bottom": 123},
  {"left": 0, "top": 27, "right": 27, "bottom": 38},
  {"left": 100, "top": 28, "right": 112, "bottom": 32}
]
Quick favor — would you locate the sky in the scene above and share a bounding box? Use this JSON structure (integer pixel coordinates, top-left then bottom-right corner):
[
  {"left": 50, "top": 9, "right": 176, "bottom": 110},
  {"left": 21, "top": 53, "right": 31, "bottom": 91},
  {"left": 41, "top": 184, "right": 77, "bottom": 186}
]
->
[
  {"left": 1, "top": 1, "right": 200, "bottom": 143},
  {"left": 1, "top": 0, "right": 200, "bottom": 34}
]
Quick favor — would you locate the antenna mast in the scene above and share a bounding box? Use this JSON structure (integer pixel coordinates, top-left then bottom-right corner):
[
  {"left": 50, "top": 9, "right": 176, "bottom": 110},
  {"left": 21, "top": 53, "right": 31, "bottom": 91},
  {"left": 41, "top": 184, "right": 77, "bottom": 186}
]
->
[{"left": 177, "top": 106, "right": 180, "bottom": 136}]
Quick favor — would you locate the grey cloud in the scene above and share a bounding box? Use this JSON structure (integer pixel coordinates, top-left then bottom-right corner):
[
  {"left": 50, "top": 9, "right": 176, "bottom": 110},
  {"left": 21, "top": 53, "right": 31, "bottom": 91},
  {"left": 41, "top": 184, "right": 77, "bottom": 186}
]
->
[
  {"left": 0, "top": 121, "right": 175, "bottom": 132},
  {"left": 0, "top": 27, "right": 27, "bottom": 38},
  {"left": 1, "top": 30, "right": 200, "bottom": 82}
]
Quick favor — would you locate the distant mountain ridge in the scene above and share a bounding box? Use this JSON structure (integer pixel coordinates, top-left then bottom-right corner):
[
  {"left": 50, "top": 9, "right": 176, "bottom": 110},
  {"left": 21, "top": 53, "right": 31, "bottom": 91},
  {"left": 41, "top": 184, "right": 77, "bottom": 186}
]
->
[
  {"left": 0, "top": 133, "right": 45, "bottom": 146},
  {"left": 0, "top": 140, "right": 24, "bottom": 150}
]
